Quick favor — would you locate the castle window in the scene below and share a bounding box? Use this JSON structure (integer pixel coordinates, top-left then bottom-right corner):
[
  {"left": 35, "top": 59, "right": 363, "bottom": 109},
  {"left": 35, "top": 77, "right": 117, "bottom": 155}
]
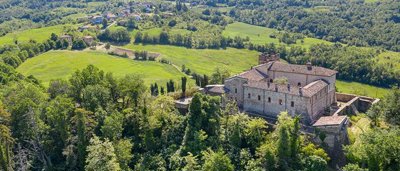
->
[
  {"left": 248, "top": 93, "right": 251, "bottom": 98},
  {"left": 279, "top": 99, "right": 283, "bottom": 105},
  {"left": 291, "top": 101, "right": 294, "bottom": 107},
  {"left": 270, "top": 79, "right": 273, "bottom": 83},
  {"left": 235, "top": 88, "right": 237, "bottom": 93},
  {"left": 268, "top": 97, "right": 271, "bottom": 103},
  {"left": 298, "top": 82, "right": 301, "bottom": 86},
  {"left": 258, "top": 95, "right": 261, "bottom": 101}
]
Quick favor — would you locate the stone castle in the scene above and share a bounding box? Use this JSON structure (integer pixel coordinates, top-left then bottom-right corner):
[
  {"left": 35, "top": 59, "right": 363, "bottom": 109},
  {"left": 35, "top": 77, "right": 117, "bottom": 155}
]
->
[
  {"left": 224, "top": 53, "right": 338, "bottom": 125},
  {"left": 199, "top": 53, "right": 380, "bottom": 166}
]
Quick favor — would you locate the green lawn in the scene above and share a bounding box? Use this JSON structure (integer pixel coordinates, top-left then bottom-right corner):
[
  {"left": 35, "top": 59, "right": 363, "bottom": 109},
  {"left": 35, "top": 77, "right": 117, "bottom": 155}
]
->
[
  {"left": 0, "top": 24, "right": 72, "bottom": 45},
  {"left": 336, "top": 80, "right": 390, "bottom": 98},
  {"left": 17, "top": 50, "right": 187, "bottom": 86},
  {"left": 223, "top": 22, "right": 333, "bottom": 49},
  {"left": 123, "top": 44, "right": 259, "bottom": 75}
]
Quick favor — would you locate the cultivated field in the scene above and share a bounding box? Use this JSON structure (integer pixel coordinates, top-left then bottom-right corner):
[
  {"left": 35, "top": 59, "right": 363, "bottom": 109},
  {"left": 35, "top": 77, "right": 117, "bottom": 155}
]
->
[
  {"left": 0, "top": 24, "right": 73, "bottom": 45},
  {"left": 223, "top": 22, "right": 333, "bottom": 49},
  {"left": 17, "top": 50, "right": 187, "bottom": 86}
]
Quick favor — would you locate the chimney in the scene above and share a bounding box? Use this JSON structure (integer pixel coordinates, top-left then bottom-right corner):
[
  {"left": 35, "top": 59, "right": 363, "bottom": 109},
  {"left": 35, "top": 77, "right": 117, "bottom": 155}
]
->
[
  {"left": 299, "top": 87, "right": 303, "bottom": 96},
  {"left": 306, "top": 61, "right": 312, "bottom": 70}
]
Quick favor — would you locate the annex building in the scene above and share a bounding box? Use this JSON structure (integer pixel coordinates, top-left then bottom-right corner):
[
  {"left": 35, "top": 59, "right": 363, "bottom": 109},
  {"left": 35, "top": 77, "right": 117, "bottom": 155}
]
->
[{"left": 223, "top": 55, "right": 337, "bottom": 125}]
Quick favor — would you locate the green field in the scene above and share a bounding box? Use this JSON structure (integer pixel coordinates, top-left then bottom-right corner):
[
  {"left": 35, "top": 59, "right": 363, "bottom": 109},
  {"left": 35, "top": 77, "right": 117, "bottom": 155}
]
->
[
  {"left": 336, "top": 80, "right": 390, "bottom": 98},
  {"left": 376, "top": 51, "right": 400, "bottom": 71},
  {"left": 223, "top": 22, "right": 333, "bottom": 49},
  {"left": 123, "top": 44, "right": 259, "bottom": 75},
  {"left": 17, "top": 50, "right": 187, "bottom": 86},
  {"left": 0, "top": 24, "right": 72, "bottom": 45}
]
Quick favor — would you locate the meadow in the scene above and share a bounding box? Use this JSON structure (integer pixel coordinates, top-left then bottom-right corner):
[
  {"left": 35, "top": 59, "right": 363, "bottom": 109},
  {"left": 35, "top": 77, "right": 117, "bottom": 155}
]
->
[
  {"left": 336, "top": 80, "right": 390, "bottom": 98},
  {"left": 222, "top": 22, "right": 333, "bottom": 49},
  {"left": 123, "top": 44, "right": 259, "bottom": 75},
  {"left": 17, "top": 50, "right": 187, "bottom": 86},
  {"left": 0, "top": 24, "right": 72, "bottom": 45},
  {"left": 376, "top": 51, "right": 400, "bottom": 72}
]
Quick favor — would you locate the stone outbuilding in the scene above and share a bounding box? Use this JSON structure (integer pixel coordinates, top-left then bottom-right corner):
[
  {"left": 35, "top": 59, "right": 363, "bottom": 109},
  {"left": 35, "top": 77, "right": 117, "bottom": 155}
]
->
[
  {"left": 83, "top": 36, "right": 94, "bottom": 46},
  {"left": 59, "top": 35, "right": 72, "bottom": 45}
]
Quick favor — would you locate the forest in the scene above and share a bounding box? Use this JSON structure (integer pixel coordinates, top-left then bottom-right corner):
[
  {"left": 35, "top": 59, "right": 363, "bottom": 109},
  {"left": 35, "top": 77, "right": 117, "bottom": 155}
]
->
[
  {"left": 227, "top": 0, "right": 400, "bottom": 52},
  {"left": 0, "top": 64, "right": 331, "bottom": 170}
]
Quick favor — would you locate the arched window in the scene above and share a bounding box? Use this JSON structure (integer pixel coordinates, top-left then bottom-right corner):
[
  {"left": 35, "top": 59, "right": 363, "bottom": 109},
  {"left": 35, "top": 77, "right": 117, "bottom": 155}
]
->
[
  {"left": 248, "top": 93, "right": 251, "bottom": 98},
  {"left": 268, "top": 97, "right": 271, "bottom": 103},
  {"left": 291, "top": 101, "right": 294, "bottom": 107},
  {"left": 270, "top": 79, "right": 273, "bottom": 83},
  {"left": 235, "top": 88, "right": 237, "bottom": 93},
  {"left": 279, "top": 99, "right": 283, "bottom": 105},
  {"left": 258, "top": 95, "right": 261, "bottom": 101},
  {"left": 298, "top": 82, "right": 301, "bottom": 86}
]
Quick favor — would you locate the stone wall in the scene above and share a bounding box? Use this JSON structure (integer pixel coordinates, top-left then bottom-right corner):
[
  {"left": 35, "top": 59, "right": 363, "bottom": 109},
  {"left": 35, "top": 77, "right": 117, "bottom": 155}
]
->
[
  {"left": 335, "top": 93, "right": 380, "bottom": 114},
  {"left": 310, "top": 86, "right": 329, "bottom": 122},
  {"left": 224, "top": 77, "right": 248, "bottom": 108},
  {"left": 243, "top": 86, "right": 311, "bottom": 123}
]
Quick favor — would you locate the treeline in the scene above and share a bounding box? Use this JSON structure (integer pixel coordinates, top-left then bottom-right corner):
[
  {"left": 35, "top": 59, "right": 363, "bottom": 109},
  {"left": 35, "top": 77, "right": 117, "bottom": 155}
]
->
[
  {"left": 0, "top": 33, "right": 96, "bottom": 70},
  {"left": 98, "top": 28, "right": 131, "bottom": 43},
  {"left": 293, "top": 44, "right": 399, "bottom": 87},
  {"left": 150, "top": 79, "right": 176, "bottom": 96},
  {"left": 228, "top": 0, "right": 400, "bottom": 51},
  {"left": 0, "top": 34, "right": 69, "bottom": 69},
  {"left": 134, "top": 30, "right": 248, "bottom": 49}
]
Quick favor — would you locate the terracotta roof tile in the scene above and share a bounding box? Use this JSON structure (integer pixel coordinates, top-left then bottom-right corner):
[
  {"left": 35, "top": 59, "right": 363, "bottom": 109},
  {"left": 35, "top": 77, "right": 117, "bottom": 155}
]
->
[
  {"left": 254, "top": 61, "right": 337, "bottom": 77},
  {"left": 204, "top": 85, "right": 229, "bottom": 94},
  {"left": 302, "top": 80, "right": 328, "bottom": 97},
  {"left": 237, "top": 69, "right": 266, "bottom": 81}
]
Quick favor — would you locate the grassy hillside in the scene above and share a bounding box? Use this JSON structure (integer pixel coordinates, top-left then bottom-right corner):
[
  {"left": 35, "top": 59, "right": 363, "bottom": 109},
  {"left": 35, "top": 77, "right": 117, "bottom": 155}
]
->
[
  {"left": 123, "top": 44, "right": 259, "bottom": 75},
  {"left": 17, "top": 50, "right": 187, "bottom": 86},
  {"left": 336, "top": 80, "right": 389, "bottom": 98},
  {"left": 0, "top": 24, "right": 72, "bottom": 45},
  {"left": 223, "top": 22, "right": 333, "bottom": 49},
  {"left": 376, "top": 51, "right": 400, "bottom": 71}
]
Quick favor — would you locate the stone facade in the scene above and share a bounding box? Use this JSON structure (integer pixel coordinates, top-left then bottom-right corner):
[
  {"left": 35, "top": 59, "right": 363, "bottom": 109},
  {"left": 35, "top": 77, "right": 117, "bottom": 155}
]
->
[{"left": 224, "top": 61, "right": 337, "bottom": 125}]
